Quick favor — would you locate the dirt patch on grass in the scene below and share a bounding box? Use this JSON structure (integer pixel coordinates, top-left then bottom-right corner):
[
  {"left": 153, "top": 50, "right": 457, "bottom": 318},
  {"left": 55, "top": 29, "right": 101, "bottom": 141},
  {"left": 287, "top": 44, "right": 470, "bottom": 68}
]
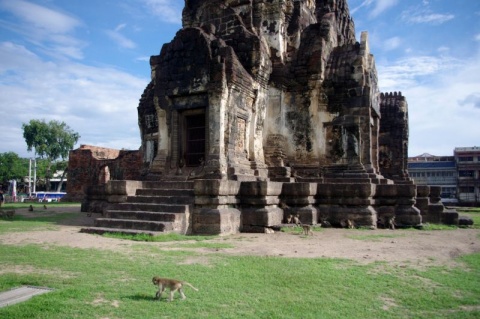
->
[
  {"left": 0, "top": 265, "right": 79, "bottom": 278},
  {"left": 1, "top": 206, "right": 479, "bottom": 268}
]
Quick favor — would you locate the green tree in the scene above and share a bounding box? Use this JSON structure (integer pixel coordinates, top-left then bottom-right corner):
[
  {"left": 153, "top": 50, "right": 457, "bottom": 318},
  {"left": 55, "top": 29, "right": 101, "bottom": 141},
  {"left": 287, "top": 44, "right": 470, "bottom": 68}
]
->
[
  {"left": 22, "top": 119, "right": 80, "bottom": 191},
  {"left": 0, "top": 152, "right": 29, "bottom": 186}
]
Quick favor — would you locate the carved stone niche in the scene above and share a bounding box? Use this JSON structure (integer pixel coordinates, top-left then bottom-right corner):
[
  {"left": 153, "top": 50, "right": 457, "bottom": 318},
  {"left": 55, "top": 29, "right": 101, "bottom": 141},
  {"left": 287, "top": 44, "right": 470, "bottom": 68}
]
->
[
  {"left": 264, "top": 134, "right": 288, "bottom": 167},
  {"left": 235, "top": 117, "right": 246, "bottom": 154},
  {"left": 264, "top": 134, "right": 292, "bottom": 181},
  {"left": 326, "top": 115, "right": 362, "bottom": 166}
]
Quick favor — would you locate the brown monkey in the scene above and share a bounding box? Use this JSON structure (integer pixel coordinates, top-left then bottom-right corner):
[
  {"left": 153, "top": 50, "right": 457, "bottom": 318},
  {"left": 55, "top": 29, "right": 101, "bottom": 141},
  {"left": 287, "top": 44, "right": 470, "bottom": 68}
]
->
[
  {"left": 340, "top": 219, "right": 354, "bottom": 229},
  {"left": 28, "top": 205, "right": 34, "bottom": 212},
  {"left": 387, "top": 216, "right": 396, "bottom": 230},
  {"left": 292, "top": 214, "right": 301, "bottom": 225},
  {"left": 43, "top": 204, "right": 47, "bottom": 210},
  {"left": 346, "top": 219, "right": 354, "bottom": 229},
  {"left": 281, "top": 202, "right": 292, "bottom": 224},
  {"left": 152, "top": 276, "right": 198, "bottom": 302},
  {"left": 285, "top": 214, "right": 293, "bottom": 224},
  {"left": 301, "top": 224, "right": 313, "bottom": 236}
]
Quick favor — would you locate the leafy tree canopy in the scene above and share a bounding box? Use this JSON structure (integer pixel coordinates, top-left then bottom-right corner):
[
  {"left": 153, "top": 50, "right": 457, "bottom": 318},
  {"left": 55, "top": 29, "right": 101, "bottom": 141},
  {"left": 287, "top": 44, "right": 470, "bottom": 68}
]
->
[
  {"left": 0, "top": 152, "right": 51, "bottom": 183},
  {"left": 22, "top": 119, "right": 80, "bottom": 191},
  {"left": 0, "top": 152, "right": 28, "bottom": 183},
  {"left": 22, "top": 119, "right": 80, "bottom": 161}
]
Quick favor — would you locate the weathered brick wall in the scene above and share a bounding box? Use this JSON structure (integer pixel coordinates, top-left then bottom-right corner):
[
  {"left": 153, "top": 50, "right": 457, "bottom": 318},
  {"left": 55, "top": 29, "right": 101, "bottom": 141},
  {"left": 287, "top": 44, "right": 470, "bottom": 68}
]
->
[
  {"left": 64, "top": 145, "right": 143, "bottom": 202},
  {"left": 379, "top": 92, "right": 410, "bottom": 182}
]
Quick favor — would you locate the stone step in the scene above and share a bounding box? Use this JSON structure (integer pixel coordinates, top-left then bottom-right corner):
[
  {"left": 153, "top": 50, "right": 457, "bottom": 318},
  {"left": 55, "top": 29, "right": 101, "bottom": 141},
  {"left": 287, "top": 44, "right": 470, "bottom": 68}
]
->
[
  {"left": 323, "top": 178, "right": 373, "bottom": 184},
  {"left": 104, "top": 210, "right": 183, "bottom": 222},
  {"left": 83, "top": 178, "right": 196, "bottom": 236},
  {"left": 142, "top": 181, "right": 194, "bottom": 190},
  {"left": 136, "top": 188, "right": 195, "bottom": 197},
  {"left": 230, "top": 175, "right": 258, "bottom": 182},
  {"left": 94, "top": 218, "right": 175, "bottom": 232},
  {"left": 126, "top": 195, "right": 194, "bottom": 205},
  {"left": 110, "top": 202, "right": 189, "bottom": 213},
  {"left": 80, "top": 227, "right": 164, "bottom": 237},
  {"left": 323, "top": 172, "right": 370, "bottom": 178}
]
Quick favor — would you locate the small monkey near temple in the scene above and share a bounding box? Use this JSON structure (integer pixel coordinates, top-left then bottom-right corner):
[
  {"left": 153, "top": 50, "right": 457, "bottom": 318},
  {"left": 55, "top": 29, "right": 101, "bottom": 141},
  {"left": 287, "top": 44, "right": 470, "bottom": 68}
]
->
[
  {"left": 292, "top": 214, "right": 301, "bottom": 225},
  {"left": 152, "top": 276, "right": 198, "bottom": 302},
  {"left": 285, "top": 214, "right": 293, "bottom": 223},
  {"left": 301, "top": 224, "right": 313, "bottom": 236},
  {"left": 387, "top": 216, "right": 396, "bottom": 230}
]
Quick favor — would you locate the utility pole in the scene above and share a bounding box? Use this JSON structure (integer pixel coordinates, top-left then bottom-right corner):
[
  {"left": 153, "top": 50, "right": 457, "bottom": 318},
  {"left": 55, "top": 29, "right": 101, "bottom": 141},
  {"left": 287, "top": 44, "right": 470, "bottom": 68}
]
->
[
  {"left": 28, "top": 158, "right": 32, "bottom": 197},
  {"left": 33, "top": 158, "right": 37, "bottom": 194}
]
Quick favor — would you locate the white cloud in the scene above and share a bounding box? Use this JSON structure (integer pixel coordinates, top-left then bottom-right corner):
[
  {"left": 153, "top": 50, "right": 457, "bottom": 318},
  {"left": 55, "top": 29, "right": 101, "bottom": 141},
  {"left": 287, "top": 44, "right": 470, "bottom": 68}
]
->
[
  {"left": 135, "top": 56, "right": 150, "bottom": 63},
  {"left": 0, "top": 0, "right": 80, "bottom": 33},
  {"left": 475, "top": 34, "right": 480, "bottom": 42},
  {"left": 437, "top": 46, "right": 450, "bottom": 53},
  {"left": 401, "top": 5, "right": 454, "bottom": 26},
  {"left": 378, "top": 55, "right": 460, "bottom": 91},
  {"left": 0, "top": 42, "right": 146, "bottom": 157},
  {"left": 406, "top": 13, "right": 454, "bottom": 25},
  {"left": 115, "top": 24, "right": 127, "bottom": 32},
  {"left": 142, "top": 0, "right": 182, "bottom": 24},
  {"left": 106, "top": 24, "right": 137, "bottom": 49},
  {"left": 0, "top": 0, "right": 85, "bottom": 60},
  {"left": 351, "top": 0, "right": 373, "bottom": 15},
  {"left": 371, "top": 0, "right": 398, "bottom": 17},
  {"left": 377, "top": 51, "right": 480, "bottom": 156},
  {"left": 351, "top": 0, "right": 398, "bottom": 18},
  {"left": 383, "top": 36, "right": 401, "bottom": 51}
]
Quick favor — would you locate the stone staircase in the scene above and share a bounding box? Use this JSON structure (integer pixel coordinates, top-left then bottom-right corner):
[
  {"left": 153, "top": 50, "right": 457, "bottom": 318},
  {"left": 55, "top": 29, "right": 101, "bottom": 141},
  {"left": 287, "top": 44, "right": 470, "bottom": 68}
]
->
[
  {"left": 323, "top": 164, "right": 392, "bottom": 184},
  {"left": 80, "top": 181, "right": 194, "bottom": 236}
]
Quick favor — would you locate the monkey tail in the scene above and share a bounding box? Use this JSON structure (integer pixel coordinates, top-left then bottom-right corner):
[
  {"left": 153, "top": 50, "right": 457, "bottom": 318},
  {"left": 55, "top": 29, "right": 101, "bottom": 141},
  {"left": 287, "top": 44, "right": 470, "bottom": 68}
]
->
[{"left": 184, "top": 282, "right": 199, "bottom": 291}]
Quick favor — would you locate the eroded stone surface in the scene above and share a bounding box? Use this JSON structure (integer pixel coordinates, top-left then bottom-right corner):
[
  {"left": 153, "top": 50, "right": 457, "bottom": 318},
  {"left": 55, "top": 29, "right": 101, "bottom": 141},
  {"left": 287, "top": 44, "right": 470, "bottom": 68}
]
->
[{"left": 68, "top": 1, "right": 456, "bottom": 235}]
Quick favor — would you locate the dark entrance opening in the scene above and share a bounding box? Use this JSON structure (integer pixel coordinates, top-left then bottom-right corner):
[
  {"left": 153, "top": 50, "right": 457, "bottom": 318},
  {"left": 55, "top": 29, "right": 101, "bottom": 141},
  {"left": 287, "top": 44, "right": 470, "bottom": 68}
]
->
[{"left": 185, "top": 114, "right": 206, "bottom": 166}]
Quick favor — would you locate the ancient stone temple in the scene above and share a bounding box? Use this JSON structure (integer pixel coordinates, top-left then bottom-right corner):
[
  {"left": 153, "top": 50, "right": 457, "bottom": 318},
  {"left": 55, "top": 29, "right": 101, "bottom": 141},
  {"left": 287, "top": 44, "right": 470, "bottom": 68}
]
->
[{"left": 72, "top": 0, "right": 457, "bottom": 236}]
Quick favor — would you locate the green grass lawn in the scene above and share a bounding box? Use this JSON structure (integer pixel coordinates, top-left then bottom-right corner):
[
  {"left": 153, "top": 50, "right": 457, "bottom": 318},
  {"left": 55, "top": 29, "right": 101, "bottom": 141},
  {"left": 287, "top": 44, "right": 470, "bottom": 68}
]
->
[{"left": 0, "top": 204, "right": 479, "bottom": 318}]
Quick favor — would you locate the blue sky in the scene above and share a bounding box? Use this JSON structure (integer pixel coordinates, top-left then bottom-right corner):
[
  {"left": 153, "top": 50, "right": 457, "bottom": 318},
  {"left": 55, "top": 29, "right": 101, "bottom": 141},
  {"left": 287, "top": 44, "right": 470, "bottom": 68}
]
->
[{"left": 0, "top": 0, "right": 479, "bottom": 159}]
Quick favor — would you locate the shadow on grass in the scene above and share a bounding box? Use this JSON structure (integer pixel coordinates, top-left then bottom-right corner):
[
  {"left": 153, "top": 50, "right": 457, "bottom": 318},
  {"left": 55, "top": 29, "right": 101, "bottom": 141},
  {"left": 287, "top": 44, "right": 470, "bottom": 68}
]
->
[{"left": 125, "top": 293, "right": 157, "bottom": 302}]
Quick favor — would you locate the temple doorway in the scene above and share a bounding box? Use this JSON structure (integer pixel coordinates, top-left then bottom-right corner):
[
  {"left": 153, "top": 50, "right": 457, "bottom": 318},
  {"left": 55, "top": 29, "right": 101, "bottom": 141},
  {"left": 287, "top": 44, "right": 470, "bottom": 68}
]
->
[{"left": 184, "top": 113, "right": 206, "bottom": 167}]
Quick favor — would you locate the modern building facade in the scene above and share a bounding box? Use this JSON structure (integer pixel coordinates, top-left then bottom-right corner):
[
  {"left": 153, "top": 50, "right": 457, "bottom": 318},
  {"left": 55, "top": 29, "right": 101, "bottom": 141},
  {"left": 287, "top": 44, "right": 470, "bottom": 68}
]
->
[
  {"left": 408, "top": 153, "right": 457, "bottom": 202},
  {"left": 455, "top": 147, "right": 480, "bottom": 205},
  {"left": 408, "top": 148, "right": 480, "bottom": 205}
]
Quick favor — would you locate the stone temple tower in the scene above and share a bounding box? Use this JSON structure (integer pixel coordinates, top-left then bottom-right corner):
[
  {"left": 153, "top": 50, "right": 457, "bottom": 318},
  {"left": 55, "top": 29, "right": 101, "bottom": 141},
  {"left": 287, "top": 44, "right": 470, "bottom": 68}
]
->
[{"left": 77, "top": 0, "right": 449, "bottom": 236}]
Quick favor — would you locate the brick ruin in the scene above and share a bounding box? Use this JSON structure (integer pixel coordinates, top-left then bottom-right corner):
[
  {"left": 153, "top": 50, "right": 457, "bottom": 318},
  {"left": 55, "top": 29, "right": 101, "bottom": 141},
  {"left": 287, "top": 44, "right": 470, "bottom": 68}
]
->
[
  {"left": 65, "top": 145, "right": 143, "bottom": 203},
  {"left": 71, "top": 0, "right": 458, "bottom": 236}
]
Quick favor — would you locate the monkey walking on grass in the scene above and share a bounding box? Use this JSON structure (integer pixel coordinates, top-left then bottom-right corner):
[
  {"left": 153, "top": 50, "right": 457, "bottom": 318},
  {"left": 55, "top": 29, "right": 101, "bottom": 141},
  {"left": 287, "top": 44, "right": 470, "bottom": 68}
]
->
[{"left": 152, "top": 276, "right": 198, "bottom": 302}]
